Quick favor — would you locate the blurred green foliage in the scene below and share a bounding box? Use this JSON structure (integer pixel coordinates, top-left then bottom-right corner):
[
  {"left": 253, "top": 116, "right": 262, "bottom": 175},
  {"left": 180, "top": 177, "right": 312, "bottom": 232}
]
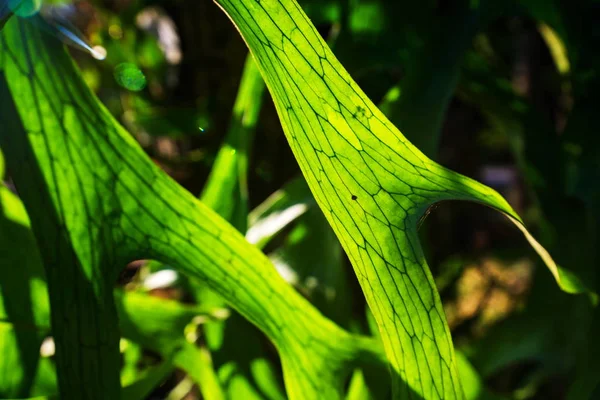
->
[{"left": 0, "top": 0, "right": 599, "bottom": 399}]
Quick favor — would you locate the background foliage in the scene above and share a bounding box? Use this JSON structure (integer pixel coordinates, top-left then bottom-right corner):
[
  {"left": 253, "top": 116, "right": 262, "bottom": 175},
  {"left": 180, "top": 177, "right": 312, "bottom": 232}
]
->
[{"left": 0, "top": 0, "right": 598, "bottom": 399}]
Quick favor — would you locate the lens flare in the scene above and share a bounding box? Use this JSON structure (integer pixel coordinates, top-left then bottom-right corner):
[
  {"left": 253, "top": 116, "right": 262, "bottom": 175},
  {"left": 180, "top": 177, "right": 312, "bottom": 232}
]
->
[
  {"left": 114, "top": 63, "right": 147, "bottom": 91},
  {"left": 2, "top": 2, "right": 107, "bottom": 61}
]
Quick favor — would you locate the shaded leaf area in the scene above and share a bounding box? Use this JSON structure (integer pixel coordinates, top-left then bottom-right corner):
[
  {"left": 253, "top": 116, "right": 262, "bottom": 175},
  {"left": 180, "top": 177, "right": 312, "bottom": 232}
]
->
[
  {"left": 0, "top": 17, "right": 388, "bottom": 400},
  {"left": 248, "top": 176, "right": 352, "bottom": 326},
  {"left": 2, "top": 100, "right": 370, "bottom": 400},
  {"left": 115, "top": 290, "right": 226, "bottom": 400},
  {"left": 266, "top": 181, "right": 350, "bottom": 325},
  {"left": 196, "top": 52, "right": 378, "bottom": 400},
  {"left": 196, "top": 54, "right": 355, "bottom": 399},
  {"left": 0, "top": 161, "right": 217, "bottom": 399},
  {"left": 0, "top": 178, "right": 49, "bottom": 398},
  {"left": 187, "top": 53, "right": 287, "bottom": 400},
  {"left": 247, "top": 176, "right": 315, "bottom": 250},
  {"left": 120, "top": 361, "right": 174, "bottom": 400},
  {"left": 200, "top": 54, "right": 265, "bottom": 233},
  {"left": 214, "top": 0, "right": 589, "bottom": 398}
]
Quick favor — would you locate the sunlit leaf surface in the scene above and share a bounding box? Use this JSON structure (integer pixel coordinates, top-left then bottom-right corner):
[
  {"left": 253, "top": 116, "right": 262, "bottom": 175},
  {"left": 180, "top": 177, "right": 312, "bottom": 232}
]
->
[
  {"left": 213, "top": 0, "right": 590, "bottom": 398},
  {"left": 0, "top": 16, "right": 386, "bottom": 400}
]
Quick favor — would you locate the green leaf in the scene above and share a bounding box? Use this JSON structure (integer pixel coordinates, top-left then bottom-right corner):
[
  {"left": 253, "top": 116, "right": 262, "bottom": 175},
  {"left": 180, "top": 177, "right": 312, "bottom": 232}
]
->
[
  {"left": 264, "top": 178, "right": 351, "bottom": 325},
  {"left": 29, "top": 358, "right": 57, "bottom": 397},
  {"left": 120, "top": 361, "right": 174, "bottom": 400},
  {"left": 21, "top": 356, "right": 174, "bottom": 400},
  {"left": 455, "top": 351, "right": 506, "bottom": 400},
  {"left": 209, "top": 313, "right": 286, "bottom": 400},
  {"left": 213, "top": 0, "right": 589, "bottom": 397},
  {"left": 0, "top": 147, "right": 4, "bottom": 177},
  {"left": 247, "top": 176, "right": 314, "bottom": 249},
  {"left": 195, "top": 54, "right": 287, "bottom": 400},
  {"left": 0, "top": 184, "right": 227, "bottom": 400},
  {"left": 0, "top": 183, "right": 50, "bottom": 398},
  {"left": 1, "top": 152, "right": 225, "bottom": 400},
  {"left": 115, "top": 289, "right": 226, "bottom": 400},
  {"left": 345, "top": 369, "right": 380, "bottom": 400},
  {"left": 0, "top": 17, "right": 386, "bottom": 400},
  {"left": 249, "top": 176, "right": 353, "bottom": 324},
  {"left": 116, "top": 290, "right": 218, "bottom": 358},
  {"left": 201, "top": 54, "right": 265, "bottom": 232},
  {"left": 0, "top": 184, "right": 226, "bottom": 399},
  {"left": 195, "top": 54, "right": 265, "bottom": 353}
]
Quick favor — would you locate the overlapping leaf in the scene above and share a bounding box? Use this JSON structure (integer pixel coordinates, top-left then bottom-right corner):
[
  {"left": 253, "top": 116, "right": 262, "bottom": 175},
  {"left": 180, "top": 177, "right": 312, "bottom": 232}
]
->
[
  {"left": 0, "top": 16, "right": 386, "bottom": 400},
  {"left": 213, "top": 0, "right": 590, "bottom": 398},
  {"left": 194, "top": 54, "right": 286, "bottom": 400},
  {"left": 0, "top": 164, "right": 223, "bottom": 399},
  {"left": 0, "top": 153, "right": 50, "bottom": 398}
]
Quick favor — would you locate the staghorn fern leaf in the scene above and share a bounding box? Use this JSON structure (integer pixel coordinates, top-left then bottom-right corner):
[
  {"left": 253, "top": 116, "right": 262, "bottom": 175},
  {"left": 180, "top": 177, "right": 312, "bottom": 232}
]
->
[
  {"left": 0, "top": 15, "right": 386, "bottom": 400},
  {"left": 213, "top": 0, "right": 592, "bottom": 398}
]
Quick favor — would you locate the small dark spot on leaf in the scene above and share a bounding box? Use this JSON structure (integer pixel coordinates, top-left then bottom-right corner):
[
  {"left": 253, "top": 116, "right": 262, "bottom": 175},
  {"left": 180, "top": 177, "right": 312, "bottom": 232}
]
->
[
  {"left": 351, "top": 195, "right": 357, "bottom": 200},
  {"left": 354, "top": 106, "right": 366, "bottom": 119}
]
